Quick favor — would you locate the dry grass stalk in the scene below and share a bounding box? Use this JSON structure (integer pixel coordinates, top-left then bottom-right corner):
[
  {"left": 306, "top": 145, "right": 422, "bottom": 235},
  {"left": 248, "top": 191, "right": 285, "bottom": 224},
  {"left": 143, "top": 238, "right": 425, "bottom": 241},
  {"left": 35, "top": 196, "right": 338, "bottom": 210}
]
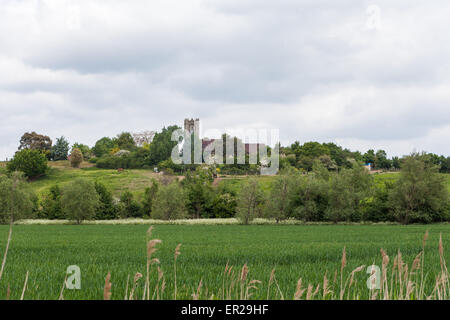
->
[
  {"left": 104, "top": 272, "right": 112, "bottom": 300},
  {"left": 174, "top": 243, "right": 181, "bottom": 300},
  {"left": 20, "top": 271, "right": 29, "bottom": 300}
]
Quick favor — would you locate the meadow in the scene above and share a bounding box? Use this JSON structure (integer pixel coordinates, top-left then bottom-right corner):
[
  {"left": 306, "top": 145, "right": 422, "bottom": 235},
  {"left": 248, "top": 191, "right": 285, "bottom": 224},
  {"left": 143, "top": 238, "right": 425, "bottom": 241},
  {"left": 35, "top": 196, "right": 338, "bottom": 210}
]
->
[{"left": 0, "top": 224, "right": 449, "bottom": 300}]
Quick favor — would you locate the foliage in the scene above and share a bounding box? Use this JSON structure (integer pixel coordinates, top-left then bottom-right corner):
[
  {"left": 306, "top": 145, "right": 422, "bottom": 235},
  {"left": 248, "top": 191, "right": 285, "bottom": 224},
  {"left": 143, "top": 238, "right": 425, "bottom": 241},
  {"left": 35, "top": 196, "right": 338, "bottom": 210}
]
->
[
  {"left": 72, "top": 143, "right": 91, "bottom": 160},
  {"left": 70, "top": 148, "right": 84, "bottom": 168},
  {"left": 0, "top": 172, "right": 36, "bottom": 223},
  {"left": 264, "top": 172, "right": 294, "bottom": 222},
  {"left": 19, "top": 132, "right": 52, "bottom": 159},
  {"left": 7, "top": 149, "right": 48, "bottom": 178},
  {"left": 113, "top": 132, "right": 136, "bottom": 151},
  {"left": 236, "top": 178, "right": 265, "bottom": 224},
  {"left": 94, "top": 181, "right": 118, "bottom": 220},
  {"left": 389, "top": 153, "right": 449, "bottom": 224},
  {"left": 61, "top": 178, "right": 100, "bottom": 224},
  {"left": 40, "top": 184, "right": 64, "bottom": 219},
  {"left": 147, "top": 126, "right": 181, "bottom": 166},
  {"left": 119, "top": 190, "right": 142, "bottom": 218},
  {"left": 142, "top": 179, "right": 159, "bottom": 217},
  {"left": 183, "top": 166, "right": 214, "bottom": 218},
  {"left": 92, "top": 137, "right": 115, "bottom": 157},
  {"left": 151, "top": 182, "right": 187, "bottom": 220},
  {"left": 51, "top": 136, "right": 70, "bottom": 161}
]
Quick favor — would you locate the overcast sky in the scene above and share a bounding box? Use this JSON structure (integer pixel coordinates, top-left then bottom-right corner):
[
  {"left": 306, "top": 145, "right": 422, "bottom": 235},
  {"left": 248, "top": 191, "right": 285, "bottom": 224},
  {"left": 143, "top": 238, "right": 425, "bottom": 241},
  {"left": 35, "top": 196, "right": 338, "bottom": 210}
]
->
[{"left": 1, "top": 0, "right": 450, "bottom": 160}]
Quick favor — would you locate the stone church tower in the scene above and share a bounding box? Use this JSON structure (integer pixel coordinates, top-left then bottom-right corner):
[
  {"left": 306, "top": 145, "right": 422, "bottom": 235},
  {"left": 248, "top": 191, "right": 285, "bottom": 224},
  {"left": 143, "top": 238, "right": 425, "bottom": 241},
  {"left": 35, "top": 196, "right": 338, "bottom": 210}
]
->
[{"left": 184, "top": 118, "right": 200, "bottom": 134}]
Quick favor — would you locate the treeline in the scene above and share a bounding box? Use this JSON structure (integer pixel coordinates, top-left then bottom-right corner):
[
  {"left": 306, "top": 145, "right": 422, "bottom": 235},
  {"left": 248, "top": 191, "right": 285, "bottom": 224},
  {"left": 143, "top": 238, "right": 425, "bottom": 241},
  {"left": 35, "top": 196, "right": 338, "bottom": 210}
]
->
[
  {"left": 1, "top": 153, "right": 448, "bottom": 225},
  {"left": 280, "top": 141, "right": 450, "bottom": 173},
  {"left": 5, "top": 130, "right": 450, "bottom": 179}
]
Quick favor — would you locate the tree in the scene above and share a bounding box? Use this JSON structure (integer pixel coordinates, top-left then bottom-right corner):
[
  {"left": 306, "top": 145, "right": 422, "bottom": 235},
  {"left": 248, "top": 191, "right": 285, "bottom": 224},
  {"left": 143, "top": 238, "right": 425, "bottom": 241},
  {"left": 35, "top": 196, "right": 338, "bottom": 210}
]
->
[
  {"left": 389, "top": 153, "right": 449, "bottom": 224},
  {"left": 7, "top": 149, "right": 48, "bottom": 178},
  {"left": 326, "top": 164, "right": 374, "bottom": 223},
  {"left": 19, "top": 132, "right": 52, "bottom": 153},
  {"left": 70, "top": 148, "right": 83, "bottom": 168},
  {"left": 151, "top": 182, "right": 187, "bottom": 220},
  {"left": 264, "top": 173, "right": 293, "bottom": 222},
  {"left": 0, "top": 172, "right": 36, "bottom": 224},
  {"left": 119, "top": 190, "right": 142, "bottom": 218},
  {"left": 236, "top": 178, "right": 264, "bottom": 224},
  {"left": 374, "top": 150, "right": 392, "bottom": 170},
  {"left": 61, "top": 178, "right": 100, "bottom": 224},
  {"left": 51, "top": 136, "right": 70, "bottom": 161},
  {"left": 142, "top": 179, "right": 159, "bottom": 217},
  {"left": 183, "top": 166, "right": 214, "bottom": 219},
  {"left": 147, "top": 125, "right": 181, "bottom": 165},
  {"left": 113, "top": 132, "right": 136, "bottom": 151},
  {"left": 94, "top": 182, "right": 117, "bottom": 220},
  {"left": 72, "top": 143, "right": 91, "bottom": 160},
  {"left": 363, "top": 149, "right": 376, "bottom": 165},
  {"left": 92, "top": 137, "right": 115, "bottom": 157},
  {"left": 40, "top": 184, "right": 64, "bottom": 219}
]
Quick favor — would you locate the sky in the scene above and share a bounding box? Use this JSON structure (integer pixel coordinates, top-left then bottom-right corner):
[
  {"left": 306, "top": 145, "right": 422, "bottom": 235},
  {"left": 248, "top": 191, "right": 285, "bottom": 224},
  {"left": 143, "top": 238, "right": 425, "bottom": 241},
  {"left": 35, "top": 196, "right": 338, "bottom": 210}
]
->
[{"left": 1, "top": 0, "right": 450, "bottom": 160}]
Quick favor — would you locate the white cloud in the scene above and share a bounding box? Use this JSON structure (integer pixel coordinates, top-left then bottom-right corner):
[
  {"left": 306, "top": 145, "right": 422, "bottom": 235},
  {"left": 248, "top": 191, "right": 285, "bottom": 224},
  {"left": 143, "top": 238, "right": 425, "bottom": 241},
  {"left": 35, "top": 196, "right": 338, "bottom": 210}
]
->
[{"left": 0, "top": 0, "right": 450, "bottom": 159}]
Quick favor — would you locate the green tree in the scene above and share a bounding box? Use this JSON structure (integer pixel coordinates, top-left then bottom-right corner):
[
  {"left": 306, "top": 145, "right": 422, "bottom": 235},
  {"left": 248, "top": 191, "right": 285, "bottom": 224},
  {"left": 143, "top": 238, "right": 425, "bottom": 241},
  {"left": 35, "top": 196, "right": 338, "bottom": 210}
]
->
[
  {"left": 70, "top": 148, "right": 84, "bottom": 168},
  {"left": 147, "top": 126, "right": 180, "bottom": 165},
  {"left": 61, "top": 178, "right": 100, "bottom": 224},
  {"left": 40, "top": 184, "right": 64, "bottom": 219},
  {"left": 236, "top": 178, "right": 264, "bottom": 224},
  {"left": 94, "top": 182, "right": 117, "bottom": 220},
  {"left": 264, "top": 173, "right": 293, "bottom": 223},
  {"left": 92, "top": 137, "right": 115, "bottom": 157},
  {"left": 113, "top": 132, "right": 136, "bottom": 151},
  {"left": 183, "top": 166, "right": 214, "bottom": 219},
  {"left": 0, "top": 172, "right": 36, "bottom": 224},
  {"left": 51, "top": 136, "right": 70, "bottom": 161},
  {"left": 151, "top": 182, "right": 187, "bottom": 220},
  {"left": 7, "top": 149, "right": 48, "bottom": 178},
  {"left": 119, "top": 190, "right": 142, "bottom": 218},
  {"left": 326, "top": 164, "right": 374, "bottom": 223},
  {"left": 389, "top": 153, "right": 449, "bottom": 224},
  {"left": 142, "top": 179, "right": 159, "bottom": 217}
]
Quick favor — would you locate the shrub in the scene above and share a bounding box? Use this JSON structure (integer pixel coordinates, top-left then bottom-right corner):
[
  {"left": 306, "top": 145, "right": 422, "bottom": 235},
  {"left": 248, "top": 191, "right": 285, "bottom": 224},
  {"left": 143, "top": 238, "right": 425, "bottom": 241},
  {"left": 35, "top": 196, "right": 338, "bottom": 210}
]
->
[
  {"left": 7, "top": 149, "right": 48, "bottom": 178},
  {"left": 211, "top": 184, "right": 237, "bottom": 218},
  {"left": 151, "top": 182, "right": 187, "bottom": 220},
  {"left": 70, "top": 148, "right": 84, "bottom": 168},
  {"left": 61, "top": 178, "right": 100, "bottom": 224}
]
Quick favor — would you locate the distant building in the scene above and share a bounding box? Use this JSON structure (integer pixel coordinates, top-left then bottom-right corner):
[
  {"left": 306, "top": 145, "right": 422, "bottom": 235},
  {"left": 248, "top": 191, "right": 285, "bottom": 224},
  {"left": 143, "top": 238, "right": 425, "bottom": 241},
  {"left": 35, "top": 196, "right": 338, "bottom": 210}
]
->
[
  {"left": 183, "top": 118, "right": 266, "bottom": 156},
  {"left": 364, "top": 163, "right": 372, "bottom": 171}
]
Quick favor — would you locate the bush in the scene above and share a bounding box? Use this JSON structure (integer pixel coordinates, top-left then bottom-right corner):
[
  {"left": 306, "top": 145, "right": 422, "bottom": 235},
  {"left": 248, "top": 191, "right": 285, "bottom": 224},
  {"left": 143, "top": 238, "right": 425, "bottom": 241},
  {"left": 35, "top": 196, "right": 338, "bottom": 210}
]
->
[
  {"left": 151, "top": 182, "right": 187, "bottom": 220},
  {"left": 7, "top": 149, "right": 48, "bottom": 178},
  {"left": 61, "top": 178, "right": 100, "bottom": 224},
  {"left": 70, "top": 148, "right": 83, "bottom": 168}
]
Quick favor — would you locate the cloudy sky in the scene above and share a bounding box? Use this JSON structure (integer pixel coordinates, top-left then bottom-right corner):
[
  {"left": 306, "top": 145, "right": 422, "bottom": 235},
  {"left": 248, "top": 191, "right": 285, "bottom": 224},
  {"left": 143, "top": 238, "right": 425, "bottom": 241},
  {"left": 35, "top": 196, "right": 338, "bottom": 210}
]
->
[{"left": 1, "top": 0, "right": 450, "bottom": 160}]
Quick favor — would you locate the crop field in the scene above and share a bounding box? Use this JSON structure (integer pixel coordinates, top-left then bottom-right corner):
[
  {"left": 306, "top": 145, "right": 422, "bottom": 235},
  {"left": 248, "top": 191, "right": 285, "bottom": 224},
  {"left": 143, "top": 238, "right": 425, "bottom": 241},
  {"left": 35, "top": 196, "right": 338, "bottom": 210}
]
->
[{"left": 0, "top": 224, "right": 449, "bottom": 300}]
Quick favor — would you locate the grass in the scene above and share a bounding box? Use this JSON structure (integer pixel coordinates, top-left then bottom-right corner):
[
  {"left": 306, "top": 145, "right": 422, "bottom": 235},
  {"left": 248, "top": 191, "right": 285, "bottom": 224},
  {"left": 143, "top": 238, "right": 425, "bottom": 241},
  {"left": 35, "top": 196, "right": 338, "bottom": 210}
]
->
[
  {"left": 0, "top": 224, "right": 449, "bottom": 300},
  {"left": 29, "top": 164, "right": 163, "bottom": 199}
]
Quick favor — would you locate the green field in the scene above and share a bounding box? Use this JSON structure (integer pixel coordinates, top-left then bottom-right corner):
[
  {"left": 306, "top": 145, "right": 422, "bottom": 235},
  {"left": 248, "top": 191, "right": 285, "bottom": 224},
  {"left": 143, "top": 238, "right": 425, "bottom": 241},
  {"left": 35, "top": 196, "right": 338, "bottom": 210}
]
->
[{"left": 0, "top": 224, "right": 449, "bottom": 300}]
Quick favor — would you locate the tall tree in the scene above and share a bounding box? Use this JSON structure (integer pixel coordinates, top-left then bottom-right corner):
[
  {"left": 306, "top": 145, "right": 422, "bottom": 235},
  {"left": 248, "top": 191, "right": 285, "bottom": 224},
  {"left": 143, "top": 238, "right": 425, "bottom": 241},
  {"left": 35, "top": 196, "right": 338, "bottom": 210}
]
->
[
  {"left": 51, "top": 136, "right": 70, "bottom": 161},
  {"left": 236, "top": 178, "right": 264, "bottom": 224},
  {"left": 61, "top": 178, "right": 100, "bottom": 224}
]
